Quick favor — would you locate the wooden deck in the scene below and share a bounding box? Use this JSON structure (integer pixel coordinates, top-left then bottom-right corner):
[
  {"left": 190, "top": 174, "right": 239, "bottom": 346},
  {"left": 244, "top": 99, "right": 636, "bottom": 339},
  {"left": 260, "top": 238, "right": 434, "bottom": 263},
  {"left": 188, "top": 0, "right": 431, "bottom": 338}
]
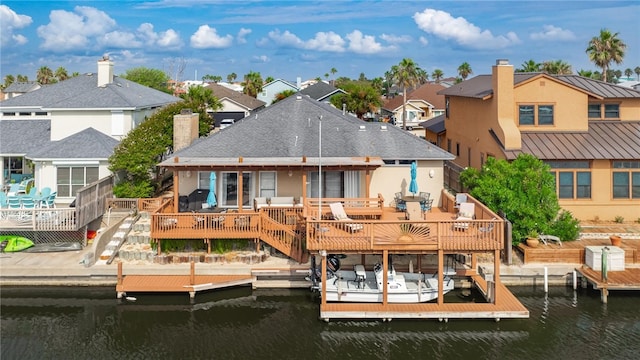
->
[
  {"left": 319, "top": 271, "right": 529, "bottom": 321},
  {"left": 576, "top": 266, "right": 640, "bottom": 303},
  {"left": 518, "top": 238, "right": 640, "bottom": 265},
  {"left": 115, "top": 262, "right": 254, "bottom": 299}
]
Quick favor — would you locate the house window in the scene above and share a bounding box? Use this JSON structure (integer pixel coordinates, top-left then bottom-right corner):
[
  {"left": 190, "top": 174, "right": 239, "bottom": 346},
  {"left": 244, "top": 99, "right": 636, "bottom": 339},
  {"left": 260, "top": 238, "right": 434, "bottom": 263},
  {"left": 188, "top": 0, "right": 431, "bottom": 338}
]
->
[
  {"left": 447, "top": 139, "right": 452, "bottom": 153},
  {"left": 467, "top": 147, "right": 471, "bottom": 167},
  {"left": 455, "top": 143, "right": 460, "bottom": 156},
  {"left": 259, "top": 171, "right": 276, "bottom": 197},
  {"left": 220, "top": 172, "right": 254, "bottom": 208},
  {"left": 480, "top": 153, "right": 485, "bottom": 166},
  {"left": 308, "top": 171, "right": 344, "bottom": 198},
  {"left": 612, "top": 161, "right": 640, "bottom": 199},
  {"left": 547, "top": 161, "right": 591, "bottom": 199},
  {"left": 604, "top": 104, "right": 620, "bottom": 119},
  {"left": 56, "top": 166, "right": 99, "bottom": 197},
  {"left": 538, "top": 105, "right": 554, "bottom": 125},
  {"left": 445, "top": 98, "right": 450, "bottom": 118},
  {"left": 518, "top": 105, "right": 535, "bottom": 125},
  {"left": 588, "top": 104, "right": 601, "bottom": 118}
]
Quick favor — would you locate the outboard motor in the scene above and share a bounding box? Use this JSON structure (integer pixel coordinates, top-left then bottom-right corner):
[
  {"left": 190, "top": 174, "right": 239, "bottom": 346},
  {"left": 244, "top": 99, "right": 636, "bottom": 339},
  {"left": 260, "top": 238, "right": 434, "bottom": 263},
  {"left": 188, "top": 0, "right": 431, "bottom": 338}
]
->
[{"left": 0, "top": 240, "right": 7, "bottom": 253}]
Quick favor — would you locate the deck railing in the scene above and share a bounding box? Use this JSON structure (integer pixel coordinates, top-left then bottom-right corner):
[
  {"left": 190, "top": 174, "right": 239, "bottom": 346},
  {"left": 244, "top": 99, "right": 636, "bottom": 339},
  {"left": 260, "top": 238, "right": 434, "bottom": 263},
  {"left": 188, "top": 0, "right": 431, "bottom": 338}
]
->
[{"left": 0, "top": 208, "right": 77, "bottom": 231}]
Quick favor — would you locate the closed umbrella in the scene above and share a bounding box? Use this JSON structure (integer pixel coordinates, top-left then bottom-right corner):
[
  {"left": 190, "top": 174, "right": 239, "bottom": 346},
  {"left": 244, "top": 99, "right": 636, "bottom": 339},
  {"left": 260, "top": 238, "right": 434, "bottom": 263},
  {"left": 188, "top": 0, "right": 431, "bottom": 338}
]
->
[
  {"left": 409, "top": 161, "right": 418, "bottom": 197},
  {"left": 207, "top": 172, "right": 217, "bottom": 208}
]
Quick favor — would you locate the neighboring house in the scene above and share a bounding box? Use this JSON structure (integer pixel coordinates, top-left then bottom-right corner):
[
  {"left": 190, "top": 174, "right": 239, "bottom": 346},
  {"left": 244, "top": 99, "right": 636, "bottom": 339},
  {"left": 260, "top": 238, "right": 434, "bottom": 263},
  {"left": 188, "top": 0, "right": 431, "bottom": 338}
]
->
[
  {"left": 439, "top": 59, "right": 640, "bottom": 221},
  {"left": 204, "top": 83, "right": 266, "bottom": 127},
  {"left": 257, "top": 79, "right": 298, "bottom": 106},
  {"left": 1, "top": 81, "right": 41, "bottom": 100},
  {"left": 419, "top": 114, "right": 445, "bottom": 147},
  {"left": 298, "top": 81, "right": 346, "bottom": 104},
  {"left": 0, "top": 57, "right": 181, "bottom": 202},
  {"left": 160, "top": 95, "right": 454, "bottom": 211},
  {"left": 382, "top": 83, "right": 446, "bottom": 133}
]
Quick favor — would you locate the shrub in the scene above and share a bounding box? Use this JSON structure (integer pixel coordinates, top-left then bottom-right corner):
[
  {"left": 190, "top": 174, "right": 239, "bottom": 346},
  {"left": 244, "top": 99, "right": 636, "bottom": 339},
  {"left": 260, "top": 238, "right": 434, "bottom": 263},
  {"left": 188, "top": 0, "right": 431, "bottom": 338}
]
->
[
  {"left": 614, "top": 215, "right": 624, "bottom": 223},
  {"left": 548, "top": 210, "right": 581, "bottom": 241}
]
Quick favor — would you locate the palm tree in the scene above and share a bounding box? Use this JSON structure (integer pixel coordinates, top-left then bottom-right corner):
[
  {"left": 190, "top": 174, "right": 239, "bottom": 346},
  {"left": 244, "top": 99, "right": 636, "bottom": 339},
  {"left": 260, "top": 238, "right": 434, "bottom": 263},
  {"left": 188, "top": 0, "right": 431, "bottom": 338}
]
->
[
  {"left": 624, "top": 68, "right": 633, "bottom": 79},
  {"left": 370, "top": 77, "right": 384, "bottom": 94},
  {"left": 457, "top": 62, "right": 472, "bottom": 80},
  {"left": 16, "top": 74, "right": 28, "bottom": 82},
  {"left": 330, "top": 83, "right": 382, "bottom": 119},
  {"left": 324, "top": 73, "right": 329, "bottom": 80},
  {"left": 226, "top": 72, "right": 237, "bottom": 83},
  {"left": 635, "top": 66, "right": 640, "bottom": 81},
  {"left": 330, "top": 67, "right": 337, "bottom": 78},
  {"left": 272, "top": 89, "right": 297, "bottom": 104},
  {"left": 37, "top": 66, "right": 54, "bottom": 84},
  {"left": 54, "top": 67, "right": 69, "bottom": 81},
  {"left": 586, "top": 28, "right": 626, "bottom": 83},
  {"left": 391, "top": 58, "right": 427, "bottom": 130},
  {"left": 264, "top": 76, "right": 274, "bottom": 84},
  {"left": 516, "top": 59, "right": 541, "bottom": 72},
  {"left": 577, "top": 69, "right": 594, "bottom": 79},
  {"left": 241, "top": 71, "right": 263, "bottom": 98},
  {"left": 542, "top": 60, "right": 572, "bottom": 75},
  {"left": 431, "top": 69, "right": 444, "bottom": 83},
  {"left": 3, "top": 74, "right": 15, "bottom": 90}
]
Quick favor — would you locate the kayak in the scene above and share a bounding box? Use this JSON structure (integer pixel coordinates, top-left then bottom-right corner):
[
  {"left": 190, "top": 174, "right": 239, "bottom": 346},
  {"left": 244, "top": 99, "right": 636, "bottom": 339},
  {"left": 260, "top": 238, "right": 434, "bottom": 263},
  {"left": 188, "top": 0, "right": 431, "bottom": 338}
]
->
[{"left": 0, "top": 235, "right": 35, "bottom": 252}]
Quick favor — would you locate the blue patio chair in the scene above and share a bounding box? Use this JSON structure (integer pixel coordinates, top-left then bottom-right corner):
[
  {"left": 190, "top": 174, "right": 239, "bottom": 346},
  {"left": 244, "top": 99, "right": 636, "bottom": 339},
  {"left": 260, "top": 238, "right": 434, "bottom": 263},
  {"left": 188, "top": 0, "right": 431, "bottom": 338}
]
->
[
  {"left": 419, "top": 192, "right": 430, "bottom": 201},
  {"left": 0, "top": 192, "right": 7, "bottom": 208},
  {"left": 420, "top": 198, "right": 434, "bottom": 212},
  {"left": 36, "top": 187, "right": 51, "bottom": 207},
  {"left": 7, "top": 183, "right": 20, "bottom": 197},
  {"left": 44, "top": 192, "right": 57, "bottom": 208},
  {"left": 395, "top": 196, "right": 406, "bottom": 212}
]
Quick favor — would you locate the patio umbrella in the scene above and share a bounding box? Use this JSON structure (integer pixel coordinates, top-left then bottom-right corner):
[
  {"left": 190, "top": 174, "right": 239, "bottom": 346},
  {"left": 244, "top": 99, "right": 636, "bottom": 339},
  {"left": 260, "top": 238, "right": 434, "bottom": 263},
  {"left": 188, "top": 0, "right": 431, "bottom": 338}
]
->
[
  {"left": 207, "top": 172, "right": 217, "bottom": 208},
  {"left": 409, "top": 161, "right": 418, "bottom": 197}
]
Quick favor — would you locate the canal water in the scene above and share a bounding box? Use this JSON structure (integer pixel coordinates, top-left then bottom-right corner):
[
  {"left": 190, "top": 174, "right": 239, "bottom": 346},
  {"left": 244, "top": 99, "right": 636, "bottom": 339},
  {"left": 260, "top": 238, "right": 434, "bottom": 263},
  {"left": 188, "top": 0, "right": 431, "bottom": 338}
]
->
[{"left": 1, "top": 286, "right": 639, "bottom": 359}]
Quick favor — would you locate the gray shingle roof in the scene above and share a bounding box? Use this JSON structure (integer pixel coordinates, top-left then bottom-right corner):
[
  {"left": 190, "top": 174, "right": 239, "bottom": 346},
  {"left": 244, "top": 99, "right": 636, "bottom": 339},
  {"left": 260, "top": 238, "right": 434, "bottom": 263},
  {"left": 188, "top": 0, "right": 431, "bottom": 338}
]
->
[
  {"left": 27, "top": 127, "right": 119, "bottom": 160},
  {"left": 0, "top": 120, "right": 51, "bottom": 155},
  {"left": 2, "top": 82, "right": 40, "bottom": 94},
  {"left": 420, "top": 114, "right": 445, "bottom": 133},
  {"left": 299, "top": 82, "right": 344, "bottom": 101},
  {"left": 504, "top": 121, "right": 640, "bottom": 160},
  {"left": 0, "top": 74, "right": 181, "bottom": 110},
  {"left": 439, "top": 73, "right": 640, "bottom": 99},
  {"left": 164, "top": 95, "right": 453, "bottom": 166}
]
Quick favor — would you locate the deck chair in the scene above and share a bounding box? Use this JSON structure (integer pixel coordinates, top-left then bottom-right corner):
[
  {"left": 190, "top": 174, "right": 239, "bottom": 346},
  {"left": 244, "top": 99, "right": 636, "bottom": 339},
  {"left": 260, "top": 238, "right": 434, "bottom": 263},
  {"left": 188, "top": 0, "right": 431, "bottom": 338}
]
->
[
  {"left": 420, "top": 198, "right": 434, "bottom": 212},
  {"left": 454, "top": 193, "right": 468, "bottom": 209},
  {"left": 329, "top": 202, "right": 364, "bottom": 232},
  {"left": 453, "top": 202, "right": 475, "bottom": 230},
  {"left": 539, "top": 233, "right": 562, "bottom": 247},
  {"left": 36, "top": 187, "right": 51, "bottom": 207},
  {"left": 405, "top": 201, "right": 423, "bottom": 221},
  {"left": 395, "top": 195, "right": 406, "bottom": 212}
]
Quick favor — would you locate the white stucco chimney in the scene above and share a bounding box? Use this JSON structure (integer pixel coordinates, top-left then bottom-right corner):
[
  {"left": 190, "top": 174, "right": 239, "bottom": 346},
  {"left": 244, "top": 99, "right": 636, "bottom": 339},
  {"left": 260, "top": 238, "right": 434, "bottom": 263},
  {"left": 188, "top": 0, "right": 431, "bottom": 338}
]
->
[{"left": 97, "top": 55, "right": 114, "bottom": 87}]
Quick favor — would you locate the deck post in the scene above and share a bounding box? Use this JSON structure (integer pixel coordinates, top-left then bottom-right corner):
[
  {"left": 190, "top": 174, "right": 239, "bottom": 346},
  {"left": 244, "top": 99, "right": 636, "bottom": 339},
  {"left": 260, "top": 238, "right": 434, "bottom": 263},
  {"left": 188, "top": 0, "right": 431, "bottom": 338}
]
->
[
  {"left": 417, "top": 255, "right": 422, "bottom": 272},
  {"left": 572, "top": 270, "right": 577, "bottom": 290},
  {"left": 321, "top": 251, "right": 327, "bottom": 307},
  {"left": 493, "top": 249, "right": 500, "bottom": 304},
  {"left": 117, "top": 261, "right": 123, "bottom": 286},
  {"left": 382, "top": 250, "right": 388, "bottom": 306},
  {"left": 237, "top": 173, "right": 244, "bottom": 213},
  {"left": 437, "top": 249, "right": 444, "bottom": 305},
  {"left": 190, "top": 261, "right": 195, "bottom": 285}
]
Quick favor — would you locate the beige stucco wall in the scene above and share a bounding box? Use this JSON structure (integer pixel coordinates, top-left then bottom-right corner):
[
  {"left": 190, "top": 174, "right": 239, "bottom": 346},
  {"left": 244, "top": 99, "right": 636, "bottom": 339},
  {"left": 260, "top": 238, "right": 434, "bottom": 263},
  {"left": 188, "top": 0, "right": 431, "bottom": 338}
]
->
[
  {"left": 50, "top": 110, "right": 135, "bottom": 140},
  {"left": 370, "top": 161, "right": 444, "bottom": 208}
]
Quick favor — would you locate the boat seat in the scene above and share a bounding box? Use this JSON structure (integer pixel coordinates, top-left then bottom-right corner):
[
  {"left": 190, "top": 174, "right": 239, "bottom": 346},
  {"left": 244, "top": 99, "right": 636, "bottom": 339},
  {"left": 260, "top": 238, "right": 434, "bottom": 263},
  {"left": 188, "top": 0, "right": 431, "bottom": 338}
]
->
[{"left": 354, "top": 264, "right": 366, "bottom": 289}]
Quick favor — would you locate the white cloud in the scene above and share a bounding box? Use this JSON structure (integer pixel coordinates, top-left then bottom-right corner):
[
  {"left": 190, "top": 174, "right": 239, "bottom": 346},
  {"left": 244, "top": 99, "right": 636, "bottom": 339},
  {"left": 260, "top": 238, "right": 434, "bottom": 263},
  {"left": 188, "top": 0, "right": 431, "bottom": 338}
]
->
[
  {"left": 267, "top": 29, "right": 306, "bottom": 48},
  {"left": 306, "top": 31, "right": 345, "bottom": 52},
  {"left": 97, "top": 22, "right": 182, "bottom": 50},
  {"left": 100, "top": 31, "right": 141, "bottom": 48},
  {"left": 530, "top": 25, "right": 576, "bottom": 41},
  {"left": 346, "top": 30, "right": 393, "bottom": 54},
  {"left": 0, "top": 5, "right": 32, "bottom": 46},
  {"left": 413, "top": 8, "right": 519, "bottom": 49},
  {"left": 252, "top": 55, "right": 269, "bottom": 63},
  {"left": 157, "top": 29, "right": 182, "bottom": 49},
  {"left": 137, "top": 23, "right": 159, "bottom": 45},
  {"left": 380, "top": 33, "right": 411, "bottom": 44},
  {"left": 190, "top": 25, "right": 233, "bottom": 49},
  {"left": 419, "top": 36, "right": 429, "bottom": 46},
  {"left": 237, "top": 28, "right": 251, "bottom": 44},
  {"left": 37, "top": 6, "right": 116, "bottom": 51}
]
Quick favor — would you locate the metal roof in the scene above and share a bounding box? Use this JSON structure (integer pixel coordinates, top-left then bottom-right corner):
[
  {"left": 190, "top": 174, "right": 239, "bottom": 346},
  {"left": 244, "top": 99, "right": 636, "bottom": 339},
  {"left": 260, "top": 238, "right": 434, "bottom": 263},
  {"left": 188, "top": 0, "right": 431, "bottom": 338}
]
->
[{"left": 504, "top": 121, "right": 640, "bottom": 160}]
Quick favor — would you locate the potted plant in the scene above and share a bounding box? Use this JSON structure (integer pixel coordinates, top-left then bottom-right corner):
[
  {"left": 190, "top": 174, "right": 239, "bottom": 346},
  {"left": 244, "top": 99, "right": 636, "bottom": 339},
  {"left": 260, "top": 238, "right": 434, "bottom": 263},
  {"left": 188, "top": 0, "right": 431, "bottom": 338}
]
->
[{"left": 525, "top": 230, "right": 540, "bottom": 248}]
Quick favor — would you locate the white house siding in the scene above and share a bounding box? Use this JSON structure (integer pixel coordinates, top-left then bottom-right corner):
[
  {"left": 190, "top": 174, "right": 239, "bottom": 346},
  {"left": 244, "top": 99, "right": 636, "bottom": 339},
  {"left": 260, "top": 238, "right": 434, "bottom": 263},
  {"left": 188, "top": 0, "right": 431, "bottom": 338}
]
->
[
  {"left": 220, "top": 100, "right": 251, "bottom": 116},
  {"left": 370, "top": 160, "right": 444, "bottom": 208},
  {"left": 34, "top": 160, "right": 112, "bottom": 204},
  {"left": 257, "top": 81, "right": 298, "bottom": 106},
  {"left": 50, "top": 110, "right": 135, "bottom": 140}
]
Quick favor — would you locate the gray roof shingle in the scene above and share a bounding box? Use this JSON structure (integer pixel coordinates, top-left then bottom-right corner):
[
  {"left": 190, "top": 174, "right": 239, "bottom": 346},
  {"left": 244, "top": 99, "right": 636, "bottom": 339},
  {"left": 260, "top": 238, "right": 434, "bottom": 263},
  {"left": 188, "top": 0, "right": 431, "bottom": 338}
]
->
[
  {"left": 165, "top": 95, "right": 453, "bottom": 165},
  {"left": 0, "top": 120, "right": 51, "bottom": 155},
  {"left": 0, "top": 74, "right": 181, "bottom": 110},
  {"left": 27, "top": 127, "right": 119, "bottom": 160},
  {"left": 204, "top": 83, "right": 266, "bottom": 110},
  {"left": 299, "top": 82, "right": 344, "bottom": 101}
]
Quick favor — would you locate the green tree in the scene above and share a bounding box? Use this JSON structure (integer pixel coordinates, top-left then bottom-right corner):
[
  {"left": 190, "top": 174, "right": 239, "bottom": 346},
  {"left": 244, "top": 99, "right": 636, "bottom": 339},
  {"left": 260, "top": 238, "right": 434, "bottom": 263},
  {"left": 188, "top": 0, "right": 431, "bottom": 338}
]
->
[
  {"left": 272, "top": 89, "right": 297, "bottom": 104},
  {"left": 109, "top": 86, "right": 218, "bottom": 197},
  {"left": 577, "top": 69, "right": 595, "bottom": 79},
  {"left": 460, "top": 154, "right": 579, "bottom": 244},
  {"left": 431, "top": 69, "right": 444, "bottom": 83},
  {"left": 391, "top": 58, "right": 427, "bottom": 130},
  {"left": 54, "top": 67, "right": 69, "bottom": 81},
  {"left": 122, "top": 67, "right": 171, "bottom": 93},
  {"left": 2, "top": 74, "right": 15, "bottom": 90},
  {"left": 624, "top": 68, "right": 633, "bottom": 79},
  {"left": 330, "top": 67, "right": 337, "bottom": 78},
  {"left": 37, "top": 66, "right": 55, "bottom": 84},
  {"left": 226, "top": 72, "right": 237, "bottom": 83},
  {"left": 457, "top": 62, "right": 472, "bottom": 80},
  {"left": 635, "top": 66, "right": 640, "bottom": 81},
  {"left": 242, "top": 71, "right": 263, "bottom": 98},
  {"left": 586, "top": 28, "right": 626, "bottom": 83},
  {"left": 331, "top": 82, "right": 382, "bottom": 119},
  {"left": 264, "top": 76, "right": 275, "bottom": 84},
  {"left": 516, "top": 59, "right": 541, "bottom": 72},
  {"left": 542, "top": 60, "right": 572, "bottom": 75},
  {"left": 370, "top": 77, "right": 384, "bottom": 94}
]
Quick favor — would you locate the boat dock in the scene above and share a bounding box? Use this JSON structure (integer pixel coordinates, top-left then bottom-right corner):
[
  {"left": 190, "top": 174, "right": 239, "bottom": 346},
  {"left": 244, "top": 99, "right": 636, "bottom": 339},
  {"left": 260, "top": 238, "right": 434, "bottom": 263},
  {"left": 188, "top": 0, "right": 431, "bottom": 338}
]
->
[
  {"left": 575, "top": 266, "right": 640, "bottom": 303},
  {"left": 116, "top": 261, "right": 255, "bottom": 300}
]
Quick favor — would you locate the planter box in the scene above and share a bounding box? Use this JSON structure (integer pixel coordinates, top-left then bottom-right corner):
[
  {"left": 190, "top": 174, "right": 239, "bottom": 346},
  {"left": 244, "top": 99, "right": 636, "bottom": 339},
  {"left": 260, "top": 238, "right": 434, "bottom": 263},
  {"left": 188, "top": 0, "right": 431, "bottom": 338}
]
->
[{"left": 585, "top": 246, "right": 625, "bottom": 271}]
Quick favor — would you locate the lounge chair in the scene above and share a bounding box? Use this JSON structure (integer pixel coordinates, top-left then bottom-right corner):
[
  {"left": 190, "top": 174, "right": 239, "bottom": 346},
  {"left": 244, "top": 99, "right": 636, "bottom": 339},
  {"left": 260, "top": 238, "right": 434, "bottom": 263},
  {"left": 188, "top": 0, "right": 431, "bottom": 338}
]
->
[
  {"left": 539, "top": 233, "right": 562, "bottom": 247},
  {"left": 329, "top": 202, "right": 364, "bottom": 232},
  {"left": 405, "top": 201, "right": 423, "bottom": 221},
  {"left": 269, "top": 196, "right": 294, "bottom": 207},
  {"left": 453, "top": 202, "right": 475, "bottom": 230},
  {"left": 454, "top": 193, "right": 468, "bottom": 209},
  {"left": 253, "top": 197, "right": 268, "bottom": 211}
]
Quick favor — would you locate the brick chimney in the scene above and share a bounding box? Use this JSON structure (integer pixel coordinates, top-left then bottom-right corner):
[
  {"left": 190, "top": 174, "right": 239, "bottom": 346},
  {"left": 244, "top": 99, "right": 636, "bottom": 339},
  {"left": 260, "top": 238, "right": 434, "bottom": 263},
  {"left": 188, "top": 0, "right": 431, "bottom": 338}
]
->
[
  {"left": 97, "top": 55, "right": 114, "bottom": 87},
  {"left": 173, "top": 109, "right": 199, "bottom": 152},
  {"left": 492, "top": 59, "right": 521, "bottom": 150}
]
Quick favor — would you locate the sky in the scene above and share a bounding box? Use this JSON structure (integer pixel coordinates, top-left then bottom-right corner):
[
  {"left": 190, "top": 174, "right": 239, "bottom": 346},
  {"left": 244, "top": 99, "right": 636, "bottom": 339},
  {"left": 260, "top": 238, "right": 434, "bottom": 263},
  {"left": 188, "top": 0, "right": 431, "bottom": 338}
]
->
[{"left": 1, "top": 1, "right": 639, "bottom": 84}]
